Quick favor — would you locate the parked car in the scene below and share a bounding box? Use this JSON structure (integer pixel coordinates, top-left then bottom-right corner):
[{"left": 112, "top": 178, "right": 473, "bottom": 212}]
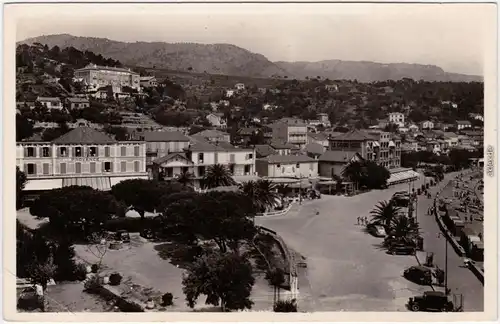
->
[
  {"left": 403, "top": 266, "right": 432, "bottom": 285},
  {"left": 367, "top": 224, "right": 387, "bottom": 237},
  {"left": 388, "top": 243, "right": 416, "bottom": 255},
  {"left": 408, "top": 291, "right": 454, "bottom": 312},
  {"left": 115, "top": 230, "right": 130, "bottom": 243}
]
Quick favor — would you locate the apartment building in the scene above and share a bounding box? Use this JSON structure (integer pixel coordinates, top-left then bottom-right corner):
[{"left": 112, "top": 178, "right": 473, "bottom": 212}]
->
[
  {"left": 328, "top": 129, "right": 401, "bottom": 169},
  {"left": 74, "top": 64, "right": 141, "bottom": 93},
  {"left": 255, "top": 154, "right": 318, "bottom": 179},
  {"left": 67, "top": 97, "right": 90, "bottom": 110},
  {"left": 151, "top": 139, "right": 255, "bottom": 187},
  {"left": 17, "top": 127, "right": 148, "bottom": 192},
  {"left": 271, "top": 118, "right": 308, "bottom": 149},
  {"left": 134, "top": 131, "right": 191, "bottom": 170},
  {"left": 388, "top": 112, "right": 405, "bottom": 128}
]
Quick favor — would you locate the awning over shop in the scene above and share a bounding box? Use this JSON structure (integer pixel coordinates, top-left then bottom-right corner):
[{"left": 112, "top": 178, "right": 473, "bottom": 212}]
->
[
  {"left": 24, "top": 178, "right": 63, "bottom": 191},
  {"left": 63, "top": 177, "right": 112, "bottom": 191},
  {"left": 233, "top": 175, "right": 261, "bottom": 183},
  {"left": 387, "top": 170, "right": 420, "bottom": 185},
  {"left": 289, "top": 180, "right": 313, "bottom": 189},
  {"left": 267, "top": 177, "right": 301, "bottom": 184}
]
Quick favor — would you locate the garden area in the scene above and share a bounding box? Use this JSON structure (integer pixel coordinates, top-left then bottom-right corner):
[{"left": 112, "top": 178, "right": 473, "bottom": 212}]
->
[{"left": 16, "top": 165, "right": 298, "bottom": 312}]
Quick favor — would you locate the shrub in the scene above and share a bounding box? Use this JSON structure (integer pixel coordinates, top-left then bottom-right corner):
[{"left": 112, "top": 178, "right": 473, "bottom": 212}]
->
[
  {"left": 104, "top": 217, "right": 159, "bottom": 232},
  {"left": 273, "top": 299, "right": 298, "bottom": 312},
  {"left": 162, "top": 292, "right": 174, "bottom": 306},
  {"left": 84, "top": 275, "right": 102, "bottom": 293},
  {"left": 109, "top": 272, "right": 123, "bottom": 286},
  {"left": 91, "top": 264, "right": 100, "bottom": 273},
  {"left": 74, "top": 263, "right": 88, "bottom": 281}
]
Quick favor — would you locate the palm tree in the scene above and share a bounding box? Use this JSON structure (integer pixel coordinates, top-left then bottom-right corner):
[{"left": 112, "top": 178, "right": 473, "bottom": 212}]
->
[
  {"left": 176, "top": 170, "right": 194, "bottom": 188},
  {"left": 203, "top": 164, "right": 236, "bottom": 189},
  {"left": 370, "top": 200, "right": 401, "bottom": 230},
  {"left": 240, "top": 179, "right": 279, "bottom": 212},
  {"left": 389, "top": 214, "right": 420, "bottom": 243}
]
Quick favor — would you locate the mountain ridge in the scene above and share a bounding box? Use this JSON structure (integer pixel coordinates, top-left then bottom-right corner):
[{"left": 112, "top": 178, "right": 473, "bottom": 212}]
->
[{"left": 19, "top": 34, "right": 482, "bottom": 82}]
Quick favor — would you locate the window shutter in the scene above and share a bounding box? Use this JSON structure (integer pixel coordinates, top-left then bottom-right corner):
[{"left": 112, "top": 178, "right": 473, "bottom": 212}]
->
[
  {"left": 72, "top": 147, "right": 76, "bottom": 157},
  {"left": 24, "top": 163, "right": 28, "bottom": 173},
  {"left": 90, "top": 162, "right": 96, "bottom": 173},
  {"left": 121, "top": 161, "right": 126, "bottom": 172},
  {"left": 134, "top": 146, "right": 140, "bottom": 157},
  {"left": 43, "top": 163, "right": 49, "bottom": 175},
  {"left": 134, "top": 161, "right": 139, "bottom": 172},
  {"left": 24, "top": 148, "right": 28, "bottom": 157},
  {"left": 38, "top": 147, "right": 43, "bottom": 158},
  {"left": 110, "top": 162, "right": 113, "bottom": 172},
  {"left": 105, "top": 147, "right": 110, "bottom": 157},
  {"left": 60, "top": 163, "right": 66, "bottom": 174},
  {"left": 33, "top": 164, "right": 37, "bottom": 175},
  {"left": 102, "top": 162, "right": 105, "bottom": 172}
]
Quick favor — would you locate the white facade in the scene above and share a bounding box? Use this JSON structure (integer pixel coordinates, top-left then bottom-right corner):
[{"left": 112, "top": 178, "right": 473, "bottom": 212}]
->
[
  {"left": 36, "top": 97, "right": 63, "bottom": 110},
  {"left": 206, "top": 113, "right": 227, "bottom": 128},
  {"left": 74, "top": 64, "right": 141, "bottom": 93},
  {"left": 388, "top": 112, "right": 405, "bottom": 127}
]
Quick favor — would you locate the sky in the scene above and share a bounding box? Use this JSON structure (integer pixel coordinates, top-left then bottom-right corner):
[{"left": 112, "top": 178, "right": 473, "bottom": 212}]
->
[{"left": 11, "top": 3, "right": 496, "bottom": 76}]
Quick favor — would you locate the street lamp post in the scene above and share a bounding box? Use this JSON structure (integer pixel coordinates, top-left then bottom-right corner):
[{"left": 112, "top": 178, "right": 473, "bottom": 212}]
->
[{"left": 437, "top": 233, "right": 449, "bottom": 295}]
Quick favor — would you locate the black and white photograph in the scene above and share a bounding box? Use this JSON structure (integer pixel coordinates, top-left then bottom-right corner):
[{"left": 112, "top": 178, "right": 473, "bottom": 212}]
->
[{"left": 3, "top": 2, "right": 498, "bottom": 322}]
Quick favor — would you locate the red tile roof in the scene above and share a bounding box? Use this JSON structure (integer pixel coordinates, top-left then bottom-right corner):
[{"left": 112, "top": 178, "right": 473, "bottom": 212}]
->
[
  {"left": 330, "top": 130, "right": 376, "bottom": 141},
  {"left": 52, "top": 127, "right": 117, "bottom": 145}
]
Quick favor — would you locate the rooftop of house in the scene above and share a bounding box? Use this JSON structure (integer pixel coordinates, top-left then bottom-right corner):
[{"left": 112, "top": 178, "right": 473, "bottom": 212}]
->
[
  {"left": 192, "top": 129, "right": 229, "bottom": 138},
  {"left": 140, "top": 131, "right": 190, "bottom": 142},
  {"left": 51, "top": 127, "right": 118, "bottom": 145},
  {"left": 260, "top": 154, "right": 316, "bottom": 164},
  {"left": 302, "top": 143, "right": 326, "bottom": 156},
  {"left": 37, "top": 96, "right": 61, "bottom": 102},
  {"left": 443, "top": 132, "right": 458, "bottom": 138},
  {"left": 67, "top": 97, "right": 89, "bottom": 103},
  {"left": 270, "top": 140, "right": 298, "bottom": 150},
  {"left": 75, "top": 64, "right": 139, "bottom": 75},
  {"left": 140, "top": 76, "right": 156, "bottom": 81},
  {"left": 330, "top": 129, "right": 377, "bottom": 142},
  {"left": 308, "top": 132, "right": 328, "bottom": 142},
  {"left": 187, "top": 137, "right": 251, "bottom": 152},
  {"left": 152, "top": 152, "right": 190, "bottom": 165},
  {"left": 457, "top": 120, "right": 472, "bottom": 124},
  {"left": 254, "top": 144, "right": 278, "bottom": 158},
  {"left": 319, "top": 150, "right": 361, "bottom": 163}
]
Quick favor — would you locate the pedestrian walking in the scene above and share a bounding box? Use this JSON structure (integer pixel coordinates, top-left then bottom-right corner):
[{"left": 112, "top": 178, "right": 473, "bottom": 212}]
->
[
  {"left": 356, "top": 217, "right": 360, "bottom": 225},
  {"left": 364, "top": 216, "right": 368, "bottom": 224}
]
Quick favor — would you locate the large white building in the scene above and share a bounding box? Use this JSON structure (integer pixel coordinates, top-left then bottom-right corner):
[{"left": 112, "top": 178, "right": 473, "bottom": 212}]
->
[
  {"left": 388, "top": 112, "right": 405, "bottom": 128},
  {"left": 74, "top": 64, "right": 141, "bottom": 94},
  {"left": 17, "top": 127, "right": 148, "bottom": 193},
  {"left": 272, "top": 118, "right": 308, "bottom": 149}
]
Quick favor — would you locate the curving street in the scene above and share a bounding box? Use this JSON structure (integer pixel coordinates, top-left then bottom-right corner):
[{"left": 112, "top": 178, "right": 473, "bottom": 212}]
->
[{"left": 256, "top": 172, "right": 484, "bottom": 311}]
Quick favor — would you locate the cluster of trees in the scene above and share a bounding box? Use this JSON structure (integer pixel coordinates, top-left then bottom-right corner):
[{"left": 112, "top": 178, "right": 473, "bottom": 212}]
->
[
  {"left": 341, "top": 160, "right": 391, "bottom": 190},
  {"left": 370, "top": 200, "right": 420, "bottom": 245},
  {"left": 24, "top": 165, "right": 287, "bottom": 311}
]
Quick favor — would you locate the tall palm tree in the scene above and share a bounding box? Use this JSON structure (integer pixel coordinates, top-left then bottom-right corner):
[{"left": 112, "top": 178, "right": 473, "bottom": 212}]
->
[
  {"left": 370, "top": 200, "right": 401, "bottom": 230},
  {"left": 240, "top": 179, "right": 279, "bottom": 212},
  {"left": 203, "top": 164, "right": 236, "bottom": 189},
  {"left": 176, "top": 170, "right": 194, "bottom": 188},
  {"left": 389, "top": 214, "right": 420, "bottom": 243}
]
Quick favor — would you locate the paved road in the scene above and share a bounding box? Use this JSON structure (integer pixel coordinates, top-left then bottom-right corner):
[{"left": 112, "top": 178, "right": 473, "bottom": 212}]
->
[
  {"left": 256, "top": 177, "right": 433, "bottom": 311},
  {"left": 256, "top": 172, "right": 483, "bottom": 311},
  {"left": 415, "top": 172, "right": 484, "bottom": 312}
]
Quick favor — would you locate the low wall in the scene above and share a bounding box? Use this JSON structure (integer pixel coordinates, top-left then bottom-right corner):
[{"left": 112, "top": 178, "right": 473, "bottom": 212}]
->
[
  {"left": 256, "top": 226, "right": 297, "bottom": 292},
  {"left": 256, "top": 202, "right": 294, "bottom": 218}
]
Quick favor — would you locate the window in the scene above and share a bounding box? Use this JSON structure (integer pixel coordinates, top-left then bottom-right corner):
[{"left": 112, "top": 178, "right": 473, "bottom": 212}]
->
[
  {"left": 90, "top": 162, "right": 96, "bottom": 173},
  {"left": 310, "top": 163, "right": 314, "bottom": 171},
  {"left": 42, "top": 147, "right": 51, "bottom": 157},
  {"left": 198, "top": 166, "right": 205, "bottom": 176},
  {"left": 89, "top": 147, "right": 98, "bottom": 157},
  {"left": 166, "top": 167, "right": 173, "bottom": 177},
  {"left": 42, "top": 163, "right": 50, "bottom": 175},
  {"left": 247, "top": 153, "right": 253, "bottom": 159},
  {"left": 182, "top": 167, "right": 189, "bottom": 173},
  {"left": 75, "top": 147, "right": 83, "bottom": 157},
  {"left": 244, "top": 165, "right": 251, "bottom": 174},
  {"left": 59, "top": 147, "right": 68, "bottom": 157},
  {"left": 26, "top": 163, "right": 36, "bottom": 175},
  {"left": 229, "top": 165, "right": 235, "bottom": 174},
  {"left": 105, "top": 147, "right": 110, "bottom": 157},
  {"left": 134, "top": 161, "right": 140, "bottom": 172},
  {"left": 75, "top": 162, "right": 82, "bottom": 174},
  {"left": 277, "top": 164, "right": 281, "bottom": 168},
  {"left": 26, "top": 147, "right": 35, "bottom": 157},
  {"left": 121, "top": 146, "right": 127, "bottom": 156},
  {"left": 198, "top": 153, "right": 204, "bottom": 163},
  {"left": 104, "top": 162, "right": 112, "bottom": 172},
  {"left": 60, "top": 163, "right": 66, "bottom": 174},
  {"left": 121, "top": 161, "right": 127, "bottom": 172},
  {"left": 134, "top": 146, "right": 140, "bottom": 157}
]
